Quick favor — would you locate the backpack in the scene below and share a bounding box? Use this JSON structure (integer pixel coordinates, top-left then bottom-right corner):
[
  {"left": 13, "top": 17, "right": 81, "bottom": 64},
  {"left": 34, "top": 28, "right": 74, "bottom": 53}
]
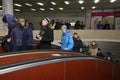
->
[{"left": 1, "top": 35, "right": 11, "bottom": 52}]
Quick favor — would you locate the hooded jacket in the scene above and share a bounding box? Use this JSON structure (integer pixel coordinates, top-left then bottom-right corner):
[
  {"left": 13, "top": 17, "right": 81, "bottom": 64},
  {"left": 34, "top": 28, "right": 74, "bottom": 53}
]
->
[
  {"left": 3, "top": 14, "right": 15, "bottom": 36},
  {"left": 10, "top": 23, "right": 24, "bottom": 51},
  {"left": 1, "top": 14, "right": 15, "bottom": 52},
  {"left": 5, "top": 14, "right": 15, "bottom": 29},
  {"left": 61, "top": 30, "right": 74, "bottom": 51}
]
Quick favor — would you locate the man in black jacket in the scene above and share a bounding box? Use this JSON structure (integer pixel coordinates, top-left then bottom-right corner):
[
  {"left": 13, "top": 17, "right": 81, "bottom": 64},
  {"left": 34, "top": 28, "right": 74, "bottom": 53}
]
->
[{"left": 36, "top": 18, "right": 54, "bottom": 49}]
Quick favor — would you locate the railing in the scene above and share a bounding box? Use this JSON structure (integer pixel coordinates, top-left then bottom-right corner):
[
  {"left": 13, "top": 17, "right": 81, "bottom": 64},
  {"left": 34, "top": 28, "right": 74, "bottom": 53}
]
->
[{"left": 0, "top": 51, "right": 120, "bottom": 80}]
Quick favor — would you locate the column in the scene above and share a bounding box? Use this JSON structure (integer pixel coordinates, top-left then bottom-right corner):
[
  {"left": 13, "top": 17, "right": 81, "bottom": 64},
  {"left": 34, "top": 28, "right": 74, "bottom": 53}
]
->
[{"left": 2, "top": 0, "right": 14, "bottom": 15}]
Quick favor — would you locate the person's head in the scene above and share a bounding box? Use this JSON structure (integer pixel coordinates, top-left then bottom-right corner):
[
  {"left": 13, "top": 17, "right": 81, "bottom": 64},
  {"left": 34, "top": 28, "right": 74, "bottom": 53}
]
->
[
  {"left": 18, "top": 18, "right": 25, "bottom": 26},
  {"left": 97, "top": 48, "right": 101, "bottom": 53},
  {"left": 61, "top": 25, "right": 67, "bottom": 33},
  {"left": 91, "top": 41, "right": 97, "bottom": 46},
  {"left": 98, "top": 21, "right": 101, "bottom": 24},
  {"left": 2, "top": 14, "right": 15, "bottom": 29},
  {"left": 73, "top": 33, "right": 80, "bottom": 40},
  {"left": 42, "top": 18, "right": 51, "bottom": 27},
  {"left": 51, "top": 20, "right": 55, "bottom": 23}
]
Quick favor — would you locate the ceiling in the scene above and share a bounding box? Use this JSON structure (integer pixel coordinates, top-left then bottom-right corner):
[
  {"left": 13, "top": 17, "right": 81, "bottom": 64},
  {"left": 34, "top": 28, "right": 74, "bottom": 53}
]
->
[{"left": 0, "top": 0, "right": 120, "bottom": 12}]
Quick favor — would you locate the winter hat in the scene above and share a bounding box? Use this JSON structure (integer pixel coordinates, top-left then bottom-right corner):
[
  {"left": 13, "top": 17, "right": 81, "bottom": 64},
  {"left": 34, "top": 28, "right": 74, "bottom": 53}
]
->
[
  {"left": 44, "top": 18, "right": 51, "bottom": 23},
  {"left": 19, "top": 18, "right": 25, "bottom": 22},
  {"left": 61, "top": 25, "right": 67, "bottom": 29}
]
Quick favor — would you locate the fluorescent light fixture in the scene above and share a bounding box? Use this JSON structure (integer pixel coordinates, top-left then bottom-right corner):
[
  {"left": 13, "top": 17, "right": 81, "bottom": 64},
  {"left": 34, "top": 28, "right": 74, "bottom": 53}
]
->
[
  {"left": 51, "top": 2, "right": 56, "bottom": 5},
  {"left": 94, "top": 0, "right": 100, "bottom": 3},
  {"left": 78, "top": 0, "right": 84, "bottom": 4},
  {"left": 0, "top": 10, "right": 3, "bottom": 11},
  {"left": 14, "top": 4, "right": 22, "bottom": 7},
  {"left": 25, "top": 3, "right": 32, "bottom": 6},
  {"left": 37, "top": 2, "right": 44, "bottom": 6},
  {"left": 81, "top": 7, "right": 85, "bottom": 9},
  {"left": 49, "top": 8, "right": 54, "bottom": 10},
  {"left": 31, "top": 8, "right": 36, "bottom": 11},
  {"left": 14, "top": 9, "right": 20, "bottom": 11},
  {"left": 64, "top": 1, "right": 70, "bottom": 5},
  {"left": 40, "top": 8, "right": 45, "bottom": 11},
  {"left": 92, "top": 6, "right": 96, "bottom": 9},
  {"left": 110, "top": 0, "right": 116, "bottom": 3},
  {"left": 59, "top": 7, "right": 64, "bottom": 10},
  {"left": 0, "top": 6, "right": 2, "bottom": 8}
]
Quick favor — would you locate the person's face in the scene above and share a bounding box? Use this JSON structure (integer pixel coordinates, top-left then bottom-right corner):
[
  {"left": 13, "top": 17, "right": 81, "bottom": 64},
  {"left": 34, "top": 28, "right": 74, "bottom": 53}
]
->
[
  {"left": 73, "top": 34, "right": 78, "bottom": 39},
  {"left": 20, "top": 21, "right": 25, "bottom": 26},
  {"left": 42, "top": 19, "right": 48, "bottom": 26},
  {"left": 61, "top": 28, "right": 66, "bottom": 33},
  {"left": 92, "top": 41, "right": 96, "bottom": 45}
]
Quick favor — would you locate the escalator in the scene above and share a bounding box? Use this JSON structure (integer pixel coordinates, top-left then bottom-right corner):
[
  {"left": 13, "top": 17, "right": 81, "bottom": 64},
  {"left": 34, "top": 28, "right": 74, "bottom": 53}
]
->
[{"left": 0, "top": 50, "right": 120, "bottom": 80}]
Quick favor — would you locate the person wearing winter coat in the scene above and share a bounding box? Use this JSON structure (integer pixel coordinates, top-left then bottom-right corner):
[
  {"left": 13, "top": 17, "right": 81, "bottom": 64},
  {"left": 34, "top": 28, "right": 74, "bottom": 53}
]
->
[
  {"left": 10, "top": 18, "right": 25, "bottom": 52},
  {"left": 97, "top": 21, "right": 103, "bottom": 30},
  {"left": 61, "top": 25, "right": 74, "bottom": 51},
  {"left": 73, "top": 33, "right": 83, "bottom": 52},
  {"left": 36, "top": 18, "right": 54, "bottom": 49},
  {"left": 2, "top": 14, "right": 15, "bottom": 52},
  {"left": 22, "top": 21, "right": 33, "bottom": 50},
  {"left": 89, "top": 41, "right": 98, "bottom": 56},
  {"left": 2, "top": 14, "right": 16, "bottom": 37}
]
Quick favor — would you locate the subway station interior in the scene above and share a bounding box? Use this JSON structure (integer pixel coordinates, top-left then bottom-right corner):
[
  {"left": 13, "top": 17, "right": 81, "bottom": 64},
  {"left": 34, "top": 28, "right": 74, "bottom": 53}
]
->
[{"left": 0, "top": 0, "right": 120, "bottom": 80}]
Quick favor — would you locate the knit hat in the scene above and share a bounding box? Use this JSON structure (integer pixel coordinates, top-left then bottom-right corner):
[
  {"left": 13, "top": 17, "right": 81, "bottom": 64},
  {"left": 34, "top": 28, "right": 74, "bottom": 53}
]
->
[
  {"left": 44, "top": 18, "right": 51, "bottom": 23},
  {"left": 19, "top": 18, "right": 25, "bottom": 22},
  {"left": 61, "top": 25, "right": 67, "bottom": 29}
]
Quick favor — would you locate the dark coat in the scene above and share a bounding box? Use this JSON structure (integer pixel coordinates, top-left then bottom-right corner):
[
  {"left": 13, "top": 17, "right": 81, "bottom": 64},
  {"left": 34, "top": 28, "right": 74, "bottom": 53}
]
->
[
  {"left": 23, "top": 26, "right": 33, "bottom": 46},
  {"left": 1, "top": 14, "right": 15, "bottom": 52},
  {"left": 73, "top": 38, "right": 83, "bottom": 52},
  {"left": 3, "top": 14, "right": 15, "bottom": 37},
  {"left": 10, "top": 24, "right": 24, "bottom": 51},
  {"left": 38, "top": 26, "right": 54, "bottom": 49}
]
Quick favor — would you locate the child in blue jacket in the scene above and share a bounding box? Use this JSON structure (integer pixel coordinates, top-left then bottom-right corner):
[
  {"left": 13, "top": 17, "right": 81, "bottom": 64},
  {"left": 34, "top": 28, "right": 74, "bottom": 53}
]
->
[{"left": 61, "top": 25, "right": 74, "bottom": 51}]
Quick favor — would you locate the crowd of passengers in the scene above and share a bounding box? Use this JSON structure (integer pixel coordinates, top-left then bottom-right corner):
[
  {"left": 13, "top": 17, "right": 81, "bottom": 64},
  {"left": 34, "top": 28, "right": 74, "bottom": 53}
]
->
[
  {"left": 1, "top": 14, "right": 119, "bottom": 65},
  {"left": 50, "top": 19, "right": 111, "bottom": 30}
]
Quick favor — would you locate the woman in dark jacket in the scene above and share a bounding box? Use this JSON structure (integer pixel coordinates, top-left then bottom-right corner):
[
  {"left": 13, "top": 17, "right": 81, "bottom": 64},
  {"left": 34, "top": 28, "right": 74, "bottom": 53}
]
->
[
  {"left": 36, "top": 18, "right": 54, "bottom": 49},
  {"left": 10, "top": 18, "right": 25, "bottom": 52},
  {"left": 73, "top": 33, "right": 83, "bottom": 52},
  {"left": 22, "top": 21, "right": 33, "bottom": 50}
]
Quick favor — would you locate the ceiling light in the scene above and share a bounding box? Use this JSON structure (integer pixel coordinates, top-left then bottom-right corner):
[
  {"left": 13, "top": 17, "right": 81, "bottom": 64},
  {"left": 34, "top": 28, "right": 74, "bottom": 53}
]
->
[
  {"left": 14, "top": 9, "right": 20, "bottom": 11},
  {"left": 78, "top": 0, "right": 84, "bottom": 4},
  {"left": 37, "top": 2, "right": 44, "bottom": 6},
  {"left": 49, "top": 8, "right": 54, "bottom": 10},
  {"left": 40, "top": 8, "right": 45, "bottom": 11},
  {"left": 64, "top": 1, "right": 70, "bottom": 5},
  {"left": 92, "top": 6, "right": 96, "bottom": 9},
  {"left": 0, "top": 6, "right": 2, "bottom": 8},
  {"left": 0, "top": 10, "right": 3, "bottom": 11},
  {"left": 81, "top": 7, "right": 85, "bottom": 9},
  {"left": 25, "top": 3, "right": 32, "bottom": 6},
  {"left": 51, "top": 2, "right": 56, "bottom": 5},
  {"left": 94, "top": 0, "right": 100, "bottom": 3},
  {"left": 59, "top": 7, "right": 64, "bottom": 10},
  {"left": 14, "top": 4, "right": 22, "bottom": 7},
  {"left": 110, "top": 0, "right": 116, "bottom": 3},
  {"left": 31, "top": 8, "right": 36, "bottom": 11}
]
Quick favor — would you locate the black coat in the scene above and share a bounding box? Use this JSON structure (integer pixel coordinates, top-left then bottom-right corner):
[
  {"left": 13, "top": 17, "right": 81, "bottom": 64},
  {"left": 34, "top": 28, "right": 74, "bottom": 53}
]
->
[
  {"left": 38, "top": 26, "right": 54, "bottom": 49},
  {"left": 73, "top": 38, "right": 83, "bottom": 52}
]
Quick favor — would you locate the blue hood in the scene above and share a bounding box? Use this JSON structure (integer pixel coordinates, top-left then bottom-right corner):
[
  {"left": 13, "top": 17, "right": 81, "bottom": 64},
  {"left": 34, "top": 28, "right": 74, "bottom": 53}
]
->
[
  {"left": 5, "top": 14, "right": 15, "bottom": 29},
  {"left": 63, "top": 30, "right": 70, "bottom": 35}
]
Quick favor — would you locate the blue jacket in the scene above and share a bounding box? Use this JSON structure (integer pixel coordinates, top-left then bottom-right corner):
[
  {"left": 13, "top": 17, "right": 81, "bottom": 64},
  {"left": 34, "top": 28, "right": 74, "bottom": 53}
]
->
[
  {"left": 10, "top": 24, "right": 24, "bottom": 48},
  {"left": 97, "top": 24, "right": 103, "bottom": 29},
  {"left": 23, "top": 26, "right": 33, "bottom": 46},
  {"left": 61, "top": 30, "right": 74, "bottom": 51},
  {"left": 5, "top": 14, "right": 15, "bottom": 36}
]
